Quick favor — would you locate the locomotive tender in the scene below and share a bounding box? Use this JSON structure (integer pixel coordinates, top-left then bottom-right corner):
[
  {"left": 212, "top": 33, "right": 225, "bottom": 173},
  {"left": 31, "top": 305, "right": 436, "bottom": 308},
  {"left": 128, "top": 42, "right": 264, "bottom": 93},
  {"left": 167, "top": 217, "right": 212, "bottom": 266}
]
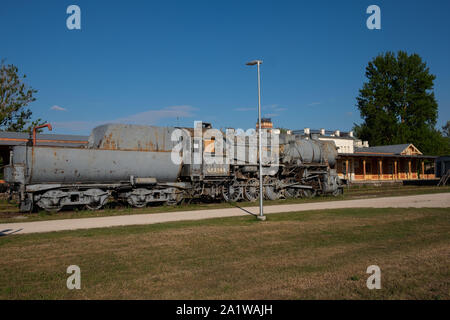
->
[{"left": 3, "top": 123, "right": 343, "bottom": 212}]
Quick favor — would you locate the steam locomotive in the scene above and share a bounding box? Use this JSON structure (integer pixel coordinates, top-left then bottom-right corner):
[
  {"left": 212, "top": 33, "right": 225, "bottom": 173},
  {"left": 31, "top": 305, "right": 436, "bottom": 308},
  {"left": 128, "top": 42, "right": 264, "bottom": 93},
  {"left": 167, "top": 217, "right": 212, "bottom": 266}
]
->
[{"left": 3, "top": 123, "right": 343, "bottom": 212}]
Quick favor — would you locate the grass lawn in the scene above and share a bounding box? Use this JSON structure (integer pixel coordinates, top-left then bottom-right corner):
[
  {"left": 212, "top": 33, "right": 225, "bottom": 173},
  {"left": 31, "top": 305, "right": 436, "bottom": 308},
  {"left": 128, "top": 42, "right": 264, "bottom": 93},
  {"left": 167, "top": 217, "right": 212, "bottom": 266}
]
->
[
  {"left": 0, "top": 207, "right": 449, "bottom": 299},
  {"left": 1, "top": 185, "right": 449, "bottom": 224}
]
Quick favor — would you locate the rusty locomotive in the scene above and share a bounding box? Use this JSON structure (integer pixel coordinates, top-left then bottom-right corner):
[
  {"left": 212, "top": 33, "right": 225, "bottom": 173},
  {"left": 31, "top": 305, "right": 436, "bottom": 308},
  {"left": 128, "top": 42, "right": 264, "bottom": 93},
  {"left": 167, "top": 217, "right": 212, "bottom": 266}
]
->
[{"left": 3, "top": 123, "right": 343, "bottom": 212}]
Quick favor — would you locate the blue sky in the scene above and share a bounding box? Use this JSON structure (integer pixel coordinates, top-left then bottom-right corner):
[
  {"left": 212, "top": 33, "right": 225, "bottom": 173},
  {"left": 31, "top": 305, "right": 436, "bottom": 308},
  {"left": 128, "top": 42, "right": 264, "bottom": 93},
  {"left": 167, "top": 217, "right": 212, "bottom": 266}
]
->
[{"left": 1, "top": 0, "right": 449, "bottom": 135}]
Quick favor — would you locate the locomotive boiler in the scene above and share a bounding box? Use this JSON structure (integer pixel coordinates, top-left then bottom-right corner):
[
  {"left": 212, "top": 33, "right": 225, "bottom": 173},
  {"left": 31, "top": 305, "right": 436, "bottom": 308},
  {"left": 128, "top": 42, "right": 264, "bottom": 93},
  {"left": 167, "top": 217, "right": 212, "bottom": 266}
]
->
[{"left": 3, "top": 123, "right": 343, "bottom": 212}]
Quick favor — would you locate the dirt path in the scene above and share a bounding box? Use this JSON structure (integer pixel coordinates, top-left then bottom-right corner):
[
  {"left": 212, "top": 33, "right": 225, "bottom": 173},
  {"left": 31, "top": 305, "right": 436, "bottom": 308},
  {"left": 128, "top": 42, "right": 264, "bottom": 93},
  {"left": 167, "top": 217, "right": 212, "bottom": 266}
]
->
[{"left": 1, "top": 193, "right": 449, "bottom": 235}]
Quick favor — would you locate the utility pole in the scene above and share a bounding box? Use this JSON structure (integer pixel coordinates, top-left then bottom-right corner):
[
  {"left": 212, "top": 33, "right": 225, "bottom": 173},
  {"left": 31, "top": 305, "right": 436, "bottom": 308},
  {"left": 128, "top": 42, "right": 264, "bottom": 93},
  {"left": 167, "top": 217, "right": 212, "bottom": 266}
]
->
[{"left": 246, "top": 60, "right": 266, "bottom": 221}]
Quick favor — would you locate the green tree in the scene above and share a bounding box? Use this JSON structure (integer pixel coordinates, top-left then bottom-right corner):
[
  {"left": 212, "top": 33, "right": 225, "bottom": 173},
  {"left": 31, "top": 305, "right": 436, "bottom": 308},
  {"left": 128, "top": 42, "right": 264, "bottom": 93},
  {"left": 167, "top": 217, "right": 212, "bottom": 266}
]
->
[
  {"left": 353, "top": 51, "right": 445, "bottom": 155},
  {"left": 0, "top": 60, "right": 44, "bottom": 132}
]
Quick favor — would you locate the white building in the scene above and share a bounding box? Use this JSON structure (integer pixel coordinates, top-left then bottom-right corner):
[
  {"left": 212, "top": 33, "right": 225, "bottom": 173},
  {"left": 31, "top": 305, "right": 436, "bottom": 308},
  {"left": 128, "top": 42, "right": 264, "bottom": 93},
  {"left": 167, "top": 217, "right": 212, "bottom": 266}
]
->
[{"left": 293, "top": 128, "right": 369, "bottom": 154}]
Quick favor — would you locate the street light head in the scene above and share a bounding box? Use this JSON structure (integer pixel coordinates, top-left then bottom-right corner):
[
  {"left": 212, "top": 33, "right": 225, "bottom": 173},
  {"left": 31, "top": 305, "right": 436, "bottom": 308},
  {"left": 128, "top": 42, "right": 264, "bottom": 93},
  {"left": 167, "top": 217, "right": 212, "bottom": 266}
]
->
[{"left": 246, "top": 60, "right": 263, "bottom": 66}]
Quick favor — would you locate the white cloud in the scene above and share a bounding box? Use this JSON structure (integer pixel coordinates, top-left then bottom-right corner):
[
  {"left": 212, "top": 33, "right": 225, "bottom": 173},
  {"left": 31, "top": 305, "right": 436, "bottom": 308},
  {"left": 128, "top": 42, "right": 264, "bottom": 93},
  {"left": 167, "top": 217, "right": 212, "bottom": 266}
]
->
[
  {"left": 308, "top": 102, "right": 321, "bottom": 106},
  {"left": 50, "top": 105, "right": 67, "bottom": 111}
]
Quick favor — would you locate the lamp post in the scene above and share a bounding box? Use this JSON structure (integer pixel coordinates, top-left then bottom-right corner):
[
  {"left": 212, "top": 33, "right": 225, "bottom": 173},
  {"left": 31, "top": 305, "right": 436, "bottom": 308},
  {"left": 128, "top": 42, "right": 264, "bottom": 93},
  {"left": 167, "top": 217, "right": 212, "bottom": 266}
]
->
[{"left": 246, "top": 60, "right": 266, "bottom": 221}]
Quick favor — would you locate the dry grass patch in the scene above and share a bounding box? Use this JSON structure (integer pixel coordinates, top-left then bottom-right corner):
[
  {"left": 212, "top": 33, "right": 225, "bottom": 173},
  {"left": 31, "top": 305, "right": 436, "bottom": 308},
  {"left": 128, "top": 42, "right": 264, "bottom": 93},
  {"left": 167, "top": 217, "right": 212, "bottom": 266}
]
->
[{"left": 0, "top": 207, "right": 449, "bottom": 299}]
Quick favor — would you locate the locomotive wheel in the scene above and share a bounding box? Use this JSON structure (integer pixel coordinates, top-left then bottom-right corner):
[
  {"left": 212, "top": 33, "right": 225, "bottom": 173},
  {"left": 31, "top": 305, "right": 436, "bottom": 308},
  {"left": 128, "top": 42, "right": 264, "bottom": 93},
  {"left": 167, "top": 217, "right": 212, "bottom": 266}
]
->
[
  {"left": 284, "top": 178, "right": 300, "bottom": 198},
  {"left": 221, "top": 182, "right": 242, "bottom": 202},
  {"left": 332, "top": 187, "right": 343, "bottom": 197},
  {"left": 264, "top": 177, "right": 281, "bottom": 201},
  {"left": 130, "top": 200, "right": 147, "bottom": 208},
  {"left": 244, "top": 178, "right": 260, "bottom": 202},
  {"left": 301, "top": 188, "right": 316, "bottom": 198},
  {"left": 166, "top": 191, "right": 184, "bottom": 206},
  {"left": 86, "top": 203, "right": 103, "bottom": 210},
  {"left": 85, "top": 189, "right": 108, "bottom": 210},
  {"left": 45, "top": 206, "right": 62, "bottom": 213},
  {"left": 36, "top": 190, "right": 65, "bottom": 213},
  {"left": 127, "top": 188, "right": 150, "bottom": 208},
  {"left": 37, "top": 203, "right": 62, "bottom": 213}
]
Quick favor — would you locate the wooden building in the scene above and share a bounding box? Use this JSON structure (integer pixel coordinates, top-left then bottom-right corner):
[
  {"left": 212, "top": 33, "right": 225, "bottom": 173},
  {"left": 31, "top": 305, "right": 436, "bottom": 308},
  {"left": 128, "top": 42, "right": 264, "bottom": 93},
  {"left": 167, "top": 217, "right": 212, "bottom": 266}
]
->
[{"left": 337, "top": 144, "right": 436, "bottom": 182}]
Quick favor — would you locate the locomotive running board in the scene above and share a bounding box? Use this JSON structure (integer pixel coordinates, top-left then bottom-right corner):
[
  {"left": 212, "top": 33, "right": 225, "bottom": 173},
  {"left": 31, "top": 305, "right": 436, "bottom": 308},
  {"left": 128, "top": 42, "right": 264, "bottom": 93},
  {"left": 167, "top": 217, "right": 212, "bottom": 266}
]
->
[{"left": 25, "top": 183, "right": 126, "bottom": 193}]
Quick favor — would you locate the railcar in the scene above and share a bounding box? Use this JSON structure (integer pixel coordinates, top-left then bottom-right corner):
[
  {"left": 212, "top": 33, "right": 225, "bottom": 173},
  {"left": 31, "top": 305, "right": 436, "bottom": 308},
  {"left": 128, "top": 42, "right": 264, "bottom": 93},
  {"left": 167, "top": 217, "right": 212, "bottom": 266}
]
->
[{"left": 3, "top": 123, "right": 343, "bottom": 212}]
